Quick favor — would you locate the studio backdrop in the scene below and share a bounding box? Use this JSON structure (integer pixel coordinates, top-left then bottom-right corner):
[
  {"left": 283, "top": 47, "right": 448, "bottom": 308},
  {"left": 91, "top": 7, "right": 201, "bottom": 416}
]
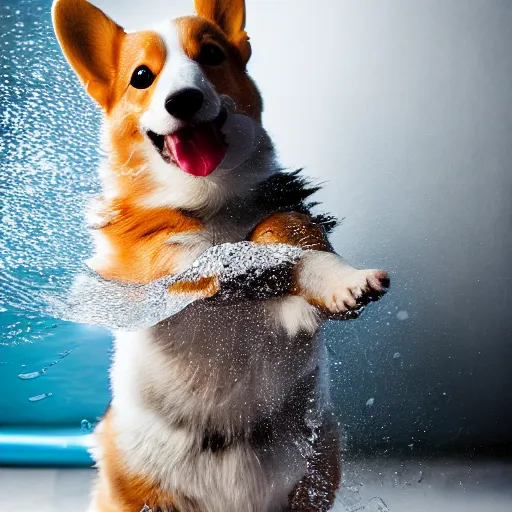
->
[{"left": 1, "top": 0, "right": 511, "bottom": 463}]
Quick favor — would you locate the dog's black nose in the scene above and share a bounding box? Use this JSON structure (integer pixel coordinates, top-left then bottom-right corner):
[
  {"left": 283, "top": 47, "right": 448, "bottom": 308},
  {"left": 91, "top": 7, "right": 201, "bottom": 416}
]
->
[{"left": 165, "top": 88, "right": 204, "bottom": 120}]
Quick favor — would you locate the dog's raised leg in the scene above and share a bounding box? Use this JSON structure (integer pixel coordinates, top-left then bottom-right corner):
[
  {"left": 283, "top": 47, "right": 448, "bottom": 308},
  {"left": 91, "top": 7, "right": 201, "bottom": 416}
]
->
[
  {"left": 293, "top": 251, "right": 389, "bottom": 319},
  {"left": 250, "top": 212, "right": 390, "bottom": 319}
]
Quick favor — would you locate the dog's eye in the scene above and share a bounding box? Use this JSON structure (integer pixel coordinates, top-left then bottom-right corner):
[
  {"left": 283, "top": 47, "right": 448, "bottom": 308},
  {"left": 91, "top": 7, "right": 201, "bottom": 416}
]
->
[
  {"left": 130, "top": 65, "right": 155, "bottom": 89},
  {"left": 198, "top": 44, "right": 226, "bottom": 66}
]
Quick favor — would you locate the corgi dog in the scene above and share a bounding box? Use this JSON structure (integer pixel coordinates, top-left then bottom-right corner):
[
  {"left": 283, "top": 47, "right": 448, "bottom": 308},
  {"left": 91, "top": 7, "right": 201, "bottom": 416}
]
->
[{"left": 52, "top": 0, "right": 389, "bottom": 510}]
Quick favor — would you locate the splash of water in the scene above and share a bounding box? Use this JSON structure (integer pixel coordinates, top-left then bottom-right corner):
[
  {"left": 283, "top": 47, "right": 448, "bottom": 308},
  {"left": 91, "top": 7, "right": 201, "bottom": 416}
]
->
[
  {"left": 0, "top": 1, "right": 102, "bottom": 346},
  {"left": 53, "top": 242, "right": 302, "bottom": 330},
  {"left": 336, "top": 487, "right": 390, "bottom": 512}
]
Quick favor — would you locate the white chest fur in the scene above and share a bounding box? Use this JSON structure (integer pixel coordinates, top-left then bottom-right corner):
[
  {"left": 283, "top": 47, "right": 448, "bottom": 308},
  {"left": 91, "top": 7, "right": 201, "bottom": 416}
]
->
[{"left": 107, "top": 294, "right": 327, "bottom": 512}]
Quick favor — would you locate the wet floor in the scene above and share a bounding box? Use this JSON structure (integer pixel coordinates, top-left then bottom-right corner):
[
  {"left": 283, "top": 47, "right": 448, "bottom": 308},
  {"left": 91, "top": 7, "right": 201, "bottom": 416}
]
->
[{"left": 1, "top": 458, "right": 511, "bottom": 511}]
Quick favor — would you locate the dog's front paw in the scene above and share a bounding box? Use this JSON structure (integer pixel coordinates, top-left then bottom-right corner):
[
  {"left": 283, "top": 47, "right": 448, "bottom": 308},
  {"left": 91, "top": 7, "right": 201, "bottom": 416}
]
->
[{"left": 312, "top": 268, "right": 390, "bottom": 318}]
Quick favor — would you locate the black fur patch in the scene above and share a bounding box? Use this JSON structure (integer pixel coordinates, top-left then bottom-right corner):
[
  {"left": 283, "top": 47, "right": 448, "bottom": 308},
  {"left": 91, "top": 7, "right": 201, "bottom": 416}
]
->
[
  {"left": 202, "top": 430, "right": 228, "bottom": 452},
  {"left": 201, "top": 414, "right": 276, "bottom": 453},
  {"left": 251, "top": 169, "right": 338, "bottom": 233}
]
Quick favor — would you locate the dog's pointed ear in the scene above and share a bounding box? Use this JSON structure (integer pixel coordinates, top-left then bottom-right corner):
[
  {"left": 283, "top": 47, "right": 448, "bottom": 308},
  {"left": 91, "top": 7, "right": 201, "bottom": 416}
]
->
[
  {"left": 194, "top": 0, "right": 251, "bottom": 64},
  {"left": 52, "top": 0, "right": 125, "bottom": 109}
]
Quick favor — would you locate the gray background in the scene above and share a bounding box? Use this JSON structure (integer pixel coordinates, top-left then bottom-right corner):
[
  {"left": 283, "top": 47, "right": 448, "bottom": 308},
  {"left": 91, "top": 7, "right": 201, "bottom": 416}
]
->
[{"left": 93, "top": 0, "right": 512, "bottom": 449}]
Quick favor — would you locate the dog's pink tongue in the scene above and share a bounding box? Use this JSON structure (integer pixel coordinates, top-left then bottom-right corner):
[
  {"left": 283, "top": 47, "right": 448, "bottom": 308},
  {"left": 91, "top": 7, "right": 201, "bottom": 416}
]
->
[{"left": 165, "top": 124, "right": 226, "bottom": 177}]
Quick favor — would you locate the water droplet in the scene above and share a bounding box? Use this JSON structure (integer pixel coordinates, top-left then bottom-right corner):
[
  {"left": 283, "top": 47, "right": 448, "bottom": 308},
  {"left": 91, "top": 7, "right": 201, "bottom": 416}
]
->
[
  {"left": 80, "top": 419, "right": 92, "bottom": 432},
  {"left": 18, "top": 370, "right": 44, "bottom": 380},
  {"left": 396, "top": 310, "right": 409, "bottom": 321},
  {"left": 28, "top": 392, "right": 52, "bottom": 402}
]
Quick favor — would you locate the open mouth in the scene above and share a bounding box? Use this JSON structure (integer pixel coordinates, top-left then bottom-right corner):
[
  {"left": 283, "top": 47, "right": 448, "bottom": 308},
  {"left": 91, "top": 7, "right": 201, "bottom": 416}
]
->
[{"left": 147, "top": 108, "right": 228, "bottom": 177}]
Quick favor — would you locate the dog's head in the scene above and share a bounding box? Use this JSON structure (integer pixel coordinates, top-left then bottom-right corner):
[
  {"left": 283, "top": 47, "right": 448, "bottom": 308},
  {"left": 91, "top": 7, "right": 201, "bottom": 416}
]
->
[{"left": 52, "top": 0, "right": 271, "bottom": 212}]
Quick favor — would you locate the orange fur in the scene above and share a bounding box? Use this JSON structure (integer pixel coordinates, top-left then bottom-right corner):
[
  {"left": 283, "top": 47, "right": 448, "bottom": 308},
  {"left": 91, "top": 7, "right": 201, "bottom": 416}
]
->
[
  {"left": 194, "top": 0, "right": 251, "bottom": 63},
  {"left": 251, "top": 212, "right": 340, "bottom": 311},
  {"left": 94, "top": 200, "right": 203, "bottom": 283},
  {"left": 176, "top": 16, "right": 262, "bottom": 120},
  {"left": 250, "top": 212, "right": 333, "bottom": 252},
  {"left": 167, "top": 275, "right": 219, "bottom": 297},
  {"left": 53, "top": 1, "right": 167, "bottom": 112},
  {"left": 52, "top": 0, "right": 124, "bottom": 107},
  {"left": 92, "top": 411, "right": 185, "bottom": 512},
  {"left": 105, "top": 31, "right": 167, "bottom": 197}
]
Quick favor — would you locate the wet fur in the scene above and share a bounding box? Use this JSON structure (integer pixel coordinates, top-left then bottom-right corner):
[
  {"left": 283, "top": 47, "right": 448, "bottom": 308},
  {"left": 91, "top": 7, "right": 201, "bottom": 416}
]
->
[{"left": 52, "top": 0, "right": 389, "bottom": 511}]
